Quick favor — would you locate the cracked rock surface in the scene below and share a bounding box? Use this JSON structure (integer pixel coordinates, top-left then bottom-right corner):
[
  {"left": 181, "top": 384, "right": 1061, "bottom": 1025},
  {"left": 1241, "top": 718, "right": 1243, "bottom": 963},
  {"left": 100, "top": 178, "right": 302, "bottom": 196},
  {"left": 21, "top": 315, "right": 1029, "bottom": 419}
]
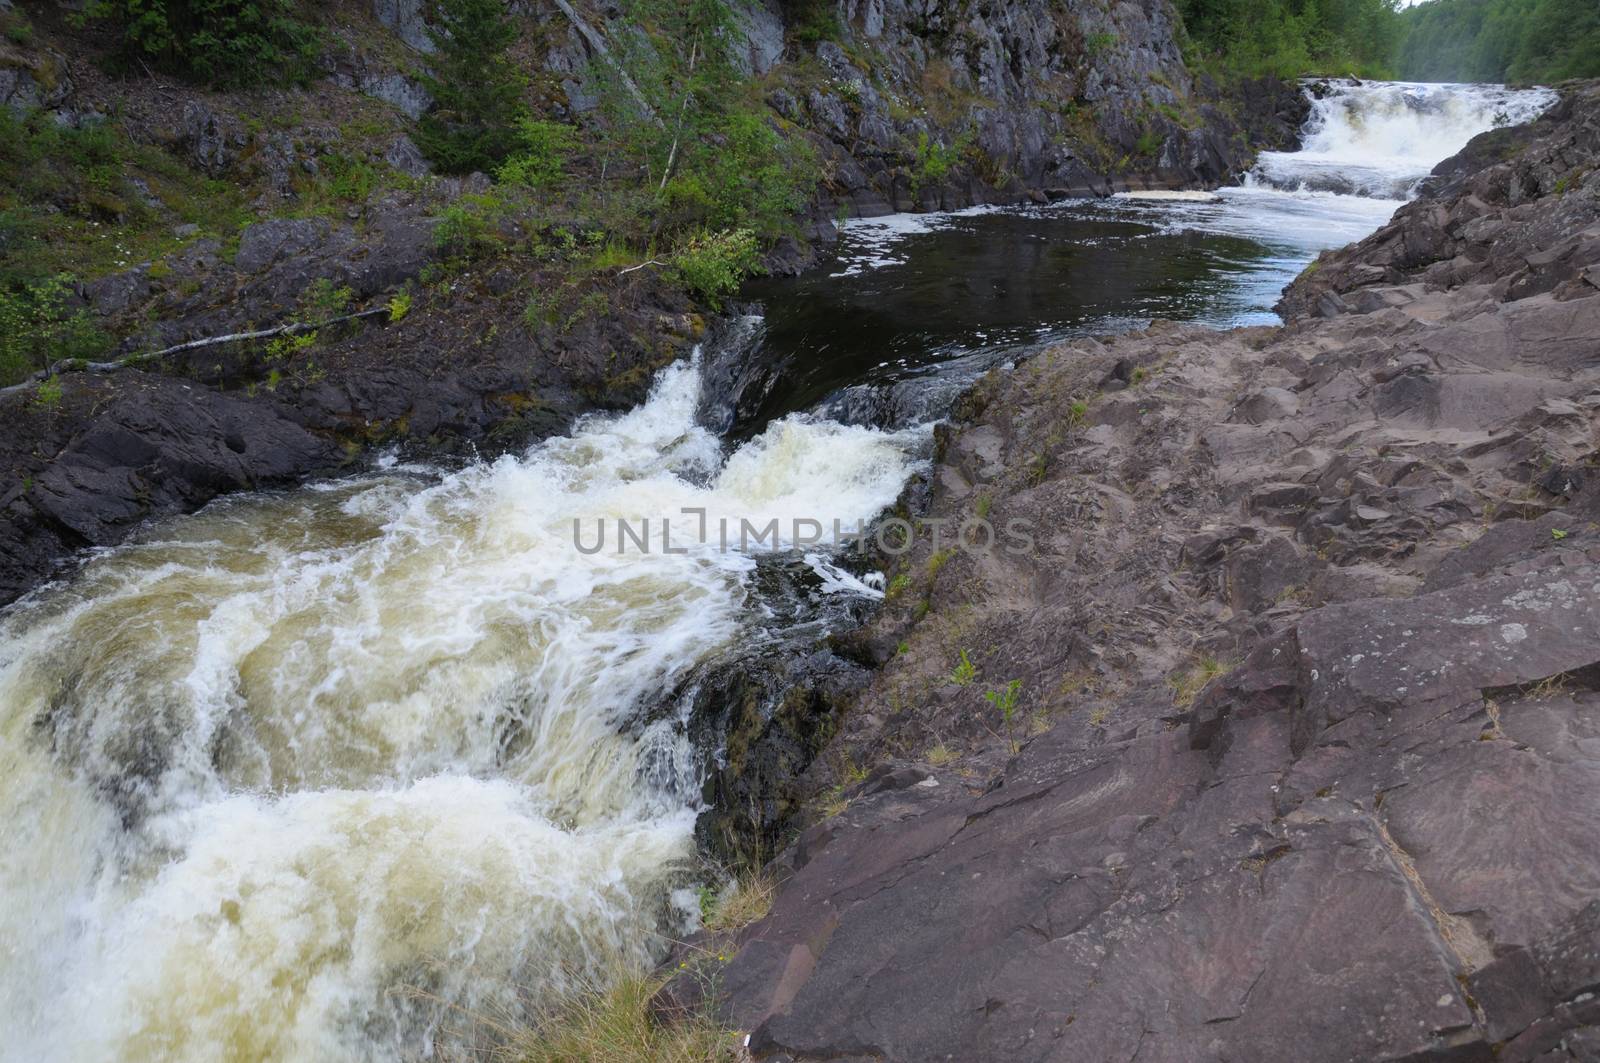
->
[{"left": 664, "top": 82, "right": 1600, "bottom": 1062}]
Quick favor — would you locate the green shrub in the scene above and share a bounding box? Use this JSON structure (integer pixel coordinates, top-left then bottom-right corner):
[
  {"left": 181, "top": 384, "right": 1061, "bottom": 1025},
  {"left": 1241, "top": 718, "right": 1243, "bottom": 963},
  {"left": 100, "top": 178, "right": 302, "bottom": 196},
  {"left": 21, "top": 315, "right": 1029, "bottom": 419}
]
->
[
  {"left": 496, "top": 118, "right": 580, "bottom": 190},
  {"left": 1134, "top": 128, "right": 1164, "bottom": 158},
  {"left": 85, "top": 0, "right": 319, "bottom": 87},
  {"left": 669, "top": 228, "right": 762, "bottom": 308},
  {"left": 0, "top": 274, "right": 111, "bottom": 386},
  {"left": 34, "top": 375, "right": 64, "bottom": 408},
  {"left": 949, "top": 649, "right": 978, "bottom": 686},
  {"left": 432, "top": 195, "right": 504, "bottom": 259},
  {"left": 415, "top": 0, "right": 529, "bottom": 174},
  {"left": 1084, "top": 31, "right": 1119, "bottom": 56},
  {"left": 323, "top": 153, "right": 378, "bottom": 202},
  {"left": 786, "top": 0, "right": 841, "bottom": 44},
  {"left": 909, "top": 131, "right": 967, "bottom": 195}
]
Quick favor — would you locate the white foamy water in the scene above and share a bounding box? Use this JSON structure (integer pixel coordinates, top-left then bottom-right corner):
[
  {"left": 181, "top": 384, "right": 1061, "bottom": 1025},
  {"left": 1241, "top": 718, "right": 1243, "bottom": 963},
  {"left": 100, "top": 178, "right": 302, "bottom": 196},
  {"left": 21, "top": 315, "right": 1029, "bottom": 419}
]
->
[
  {"left": 1250, "top": 79, "right": 1558, "bottom": 199},
  {"left": 0, "top": 356, "right": 922, "bottom": 1062}
]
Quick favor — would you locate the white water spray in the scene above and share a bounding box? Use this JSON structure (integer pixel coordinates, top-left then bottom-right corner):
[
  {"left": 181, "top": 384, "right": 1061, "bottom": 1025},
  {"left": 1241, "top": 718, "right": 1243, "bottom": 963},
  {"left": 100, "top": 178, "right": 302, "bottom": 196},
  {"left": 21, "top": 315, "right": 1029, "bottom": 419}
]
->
[
  {"left": 1250, "top": 79, "right": 1558, "bottom": 199},
  {"left": 0, "top": 357, "right": 922, "bottom": 1062}
]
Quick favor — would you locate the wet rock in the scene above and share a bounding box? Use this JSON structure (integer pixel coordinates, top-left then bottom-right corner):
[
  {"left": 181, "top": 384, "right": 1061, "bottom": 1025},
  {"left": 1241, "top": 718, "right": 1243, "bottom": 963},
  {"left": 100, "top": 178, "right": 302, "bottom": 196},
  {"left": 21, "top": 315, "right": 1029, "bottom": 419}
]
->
[{"left": 23, "top": 372, "right": 338, "bottom": 551}]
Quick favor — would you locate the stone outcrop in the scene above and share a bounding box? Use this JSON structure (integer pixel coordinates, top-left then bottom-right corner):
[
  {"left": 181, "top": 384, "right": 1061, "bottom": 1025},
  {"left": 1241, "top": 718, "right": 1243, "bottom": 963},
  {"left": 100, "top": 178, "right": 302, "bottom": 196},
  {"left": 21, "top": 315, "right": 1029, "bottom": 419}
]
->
[
  {"left": 537, "top": 0, "right": 1305, "bottom": 218},
  {"left": 664, "top": 83, "right": 1600, "bottom": 1061}
]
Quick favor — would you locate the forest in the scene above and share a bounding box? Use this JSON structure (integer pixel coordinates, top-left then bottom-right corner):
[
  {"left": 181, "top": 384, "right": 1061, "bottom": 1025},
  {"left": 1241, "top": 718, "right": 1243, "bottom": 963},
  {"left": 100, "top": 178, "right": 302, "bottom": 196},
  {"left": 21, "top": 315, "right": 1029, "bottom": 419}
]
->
[
  {"left": 1177, "top": 0, "right": 1600, "bottom": 82},
  {"left": 1397, "top": 0, "right": 1600, "bottom": 84}
]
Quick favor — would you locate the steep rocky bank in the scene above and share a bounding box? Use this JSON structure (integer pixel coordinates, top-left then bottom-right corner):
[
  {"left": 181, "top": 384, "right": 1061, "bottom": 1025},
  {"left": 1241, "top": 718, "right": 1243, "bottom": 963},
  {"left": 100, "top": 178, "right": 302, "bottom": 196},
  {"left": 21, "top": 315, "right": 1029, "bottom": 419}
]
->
[
  {"left": 663, "top": 82, "right": 1600, "bottom": 1061},
  {"left": 0, "top": 0, "right": 1298, "bottom": 607}
]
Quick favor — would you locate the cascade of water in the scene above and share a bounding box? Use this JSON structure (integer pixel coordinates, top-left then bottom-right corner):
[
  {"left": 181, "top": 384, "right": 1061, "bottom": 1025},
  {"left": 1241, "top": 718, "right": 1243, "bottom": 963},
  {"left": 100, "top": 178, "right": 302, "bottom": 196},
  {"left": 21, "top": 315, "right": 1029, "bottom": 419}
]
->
[
  {"left": 0, "top": 355, "right": 923, "bottom": 1062},
  {"left": 1249, "top": 79, "right": 1558, "bottom": 199}
]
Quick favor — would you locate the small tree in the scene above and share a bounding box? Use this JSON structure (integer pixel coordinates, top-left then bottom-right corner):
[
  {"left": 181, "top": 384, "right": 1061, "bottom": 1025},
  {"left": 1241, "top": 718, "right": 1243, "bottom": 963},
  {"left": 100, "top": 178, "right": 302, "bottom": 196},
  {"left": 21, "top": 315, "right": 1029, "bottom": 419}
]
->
[{"left": 415, "top": 0, "right": 528, "bottom": 174}]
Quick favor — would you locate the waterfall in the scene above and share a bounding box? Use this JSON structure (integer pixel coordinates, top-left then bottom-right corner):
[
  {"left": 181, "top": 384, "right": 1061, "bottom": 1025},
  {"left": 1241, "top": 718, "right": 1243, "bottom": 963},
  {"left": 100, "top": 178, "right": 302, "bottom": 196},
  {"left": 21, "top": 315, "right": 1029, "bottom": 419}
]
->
[
  {"left": 1249, "top": 79, "right": 1558, "bottom": 199},
  {"left": 0, "top": 355, "right": 922, "bottom": 1062}
]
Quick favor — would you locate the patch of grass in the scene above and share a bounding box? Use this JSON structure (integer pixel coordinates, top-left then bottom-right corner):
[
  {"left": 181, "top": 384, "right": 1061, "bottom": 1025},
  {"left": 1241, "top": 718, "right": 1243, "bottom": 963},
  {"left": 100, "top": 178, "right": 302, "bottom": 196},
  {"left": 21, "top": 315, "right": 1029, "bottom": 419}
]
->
[
  {"left": 589, "top": 239, "right": 649, "bottom": 272},
  {"left": 700, "top": 869, "right": 777, "bottom": 933},
  {"left": 387, "top": 291, "right": 412, "bottom": 322},
  {"left": 1084, "top": 31, "right": 1119, "bottom": 57},
  {"left": 926, "top": 548, "right": 954, "bottom": 579},
  {"left": 508, "top": 970, "right": 743, "bottom": 1063},
  {"left": 886, "top": 572, "right": 911, "bottom": 600},
  {"left": 1169, "top": 653, "right": 1232, "bottom": 709},
  {"left": 926, "top": 743, "right": 957, "bottom": 766},
  {"left": 975, "top": 494, "right": 992, "bottom": 519}
]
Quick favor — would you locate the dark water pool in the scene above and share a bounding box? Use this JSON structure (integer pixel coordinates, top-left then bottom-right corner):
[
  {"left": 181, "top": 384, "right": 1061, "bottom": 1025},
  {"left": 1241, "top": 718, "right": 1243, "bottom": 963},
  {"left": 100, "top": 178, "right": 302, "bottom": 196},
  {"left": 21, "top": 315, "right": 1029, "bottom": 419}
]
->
[{"left": 724, "top": 190, "right": 1398, "bottom": 435}]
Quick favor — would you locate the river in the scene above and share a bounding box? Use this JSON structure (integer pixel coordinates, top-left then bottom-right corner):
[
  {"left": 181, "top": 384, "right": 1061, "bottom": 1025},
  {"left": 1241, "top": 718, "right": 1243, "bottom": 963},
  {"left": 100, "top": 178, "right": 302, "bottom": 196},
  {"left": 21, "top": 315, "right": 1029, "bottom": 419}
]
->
[{"left": 0, "top": 79, "right": 1555, "bottom": 1061}]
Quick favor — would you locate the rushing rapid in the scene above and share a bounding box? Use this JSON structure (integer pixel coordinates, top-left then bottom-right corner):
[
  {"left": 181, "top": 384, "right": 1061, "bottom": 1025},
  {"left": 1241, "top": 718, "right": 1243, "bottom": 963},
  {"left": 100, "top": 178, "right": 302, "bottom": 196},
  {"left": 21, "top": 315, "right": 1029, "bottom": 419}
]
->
[
  {"left": 0, "top": 78, "right": 1563, "bottom": 1063},
  {"left": 0, "top": 359, "right": 921, "bottom": 1062},
  {"left": 1249, "top": 79, "right": 1559, "bottom": 198}
]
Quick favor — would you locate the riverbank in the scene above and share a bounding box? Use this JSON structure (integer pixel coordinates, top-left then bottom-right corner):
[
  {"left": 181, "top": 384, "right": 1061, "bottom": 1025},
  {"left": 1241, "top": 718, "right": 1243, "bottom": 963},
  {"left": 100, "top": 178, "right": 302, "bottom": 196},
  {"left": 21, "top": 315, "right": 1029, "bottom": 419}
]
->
[
  {"left": 663, "top": 80, "right": 1600, "bottom": 1061},
  {"left": 0, "top": 0, "right": 1302, "bottom": 608}
]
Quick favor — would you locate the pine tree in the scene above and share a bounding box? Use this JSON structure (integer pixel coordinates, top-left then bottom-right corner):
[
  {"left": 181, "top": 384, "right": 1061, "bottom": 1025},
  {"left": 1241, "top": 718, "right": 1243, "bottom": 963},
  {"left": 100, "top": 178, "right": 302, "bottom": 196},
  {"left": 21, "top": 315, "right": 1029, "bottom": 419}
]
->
[{"left": 415, "top": 0, "right": 528, "bottom": 174}]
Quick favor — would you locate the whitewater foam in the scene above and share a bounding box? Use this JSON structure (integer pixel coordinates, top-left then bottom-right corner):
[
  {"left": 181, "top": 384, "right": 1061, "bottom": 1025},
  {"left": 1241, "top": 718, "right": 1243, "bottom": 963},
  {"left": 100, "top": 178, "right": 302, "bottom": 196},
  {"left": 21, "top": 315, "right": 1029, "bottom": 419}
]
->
[{"left": 0, "top": 355, "right": 923, "bottom": 1062}]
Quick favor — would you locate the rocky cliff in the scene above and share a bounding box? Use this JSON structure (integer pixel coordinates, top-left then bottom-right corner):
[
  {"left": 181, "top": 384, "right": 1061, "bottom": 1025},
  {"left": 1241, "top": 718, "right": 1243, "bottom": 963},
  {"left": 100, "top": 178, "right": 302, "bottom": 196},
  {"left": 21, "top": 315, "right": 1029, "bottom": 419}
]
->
[
  {"left": 0, "top": 0, "right": 1297, "bottom": 607},
  {"left": 661, "top": 82, "right": 1600, "bottom": 1062}
]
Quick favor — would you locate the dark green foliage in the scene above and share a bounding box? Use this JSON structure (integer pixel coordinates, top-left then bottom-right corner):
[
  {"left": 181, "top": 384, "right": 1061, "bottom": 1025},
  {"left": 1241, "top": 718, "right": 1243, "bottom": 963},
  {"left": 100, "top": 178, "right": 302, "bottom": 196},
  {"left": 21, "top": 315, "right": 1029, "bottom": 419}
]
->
[
  {"left": 1398, "top": 0, "right": 1600, "bottom": 83},
  {"left": 909, "top": 131, "right": 969, "bottom": 195},
  {"left": 1176, "top": 0, "right": 1402, "bottom": 77},
  {"left": 415, "top": 0, "right": 529, "bottom": 174},
  {"left": 0, "top": 108, "right": 136, "bottom": 273},
  {"left": 669, "top": 228, "right": 763, "bottom": 307},
  {"left": 86, "top": 0, "right": 318, "bottom": 87},
  {"left": 0, "top": 274, "right": 111, "bottom": 386},
  {"left": 592, "top": 0, "right": 819, "bottom": 245},
  {"left": 497, "top": 119, "right": 581, "bottom": 189},
  {"left": 778, "top": 0, "right": 840, "bottom": 44}
]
